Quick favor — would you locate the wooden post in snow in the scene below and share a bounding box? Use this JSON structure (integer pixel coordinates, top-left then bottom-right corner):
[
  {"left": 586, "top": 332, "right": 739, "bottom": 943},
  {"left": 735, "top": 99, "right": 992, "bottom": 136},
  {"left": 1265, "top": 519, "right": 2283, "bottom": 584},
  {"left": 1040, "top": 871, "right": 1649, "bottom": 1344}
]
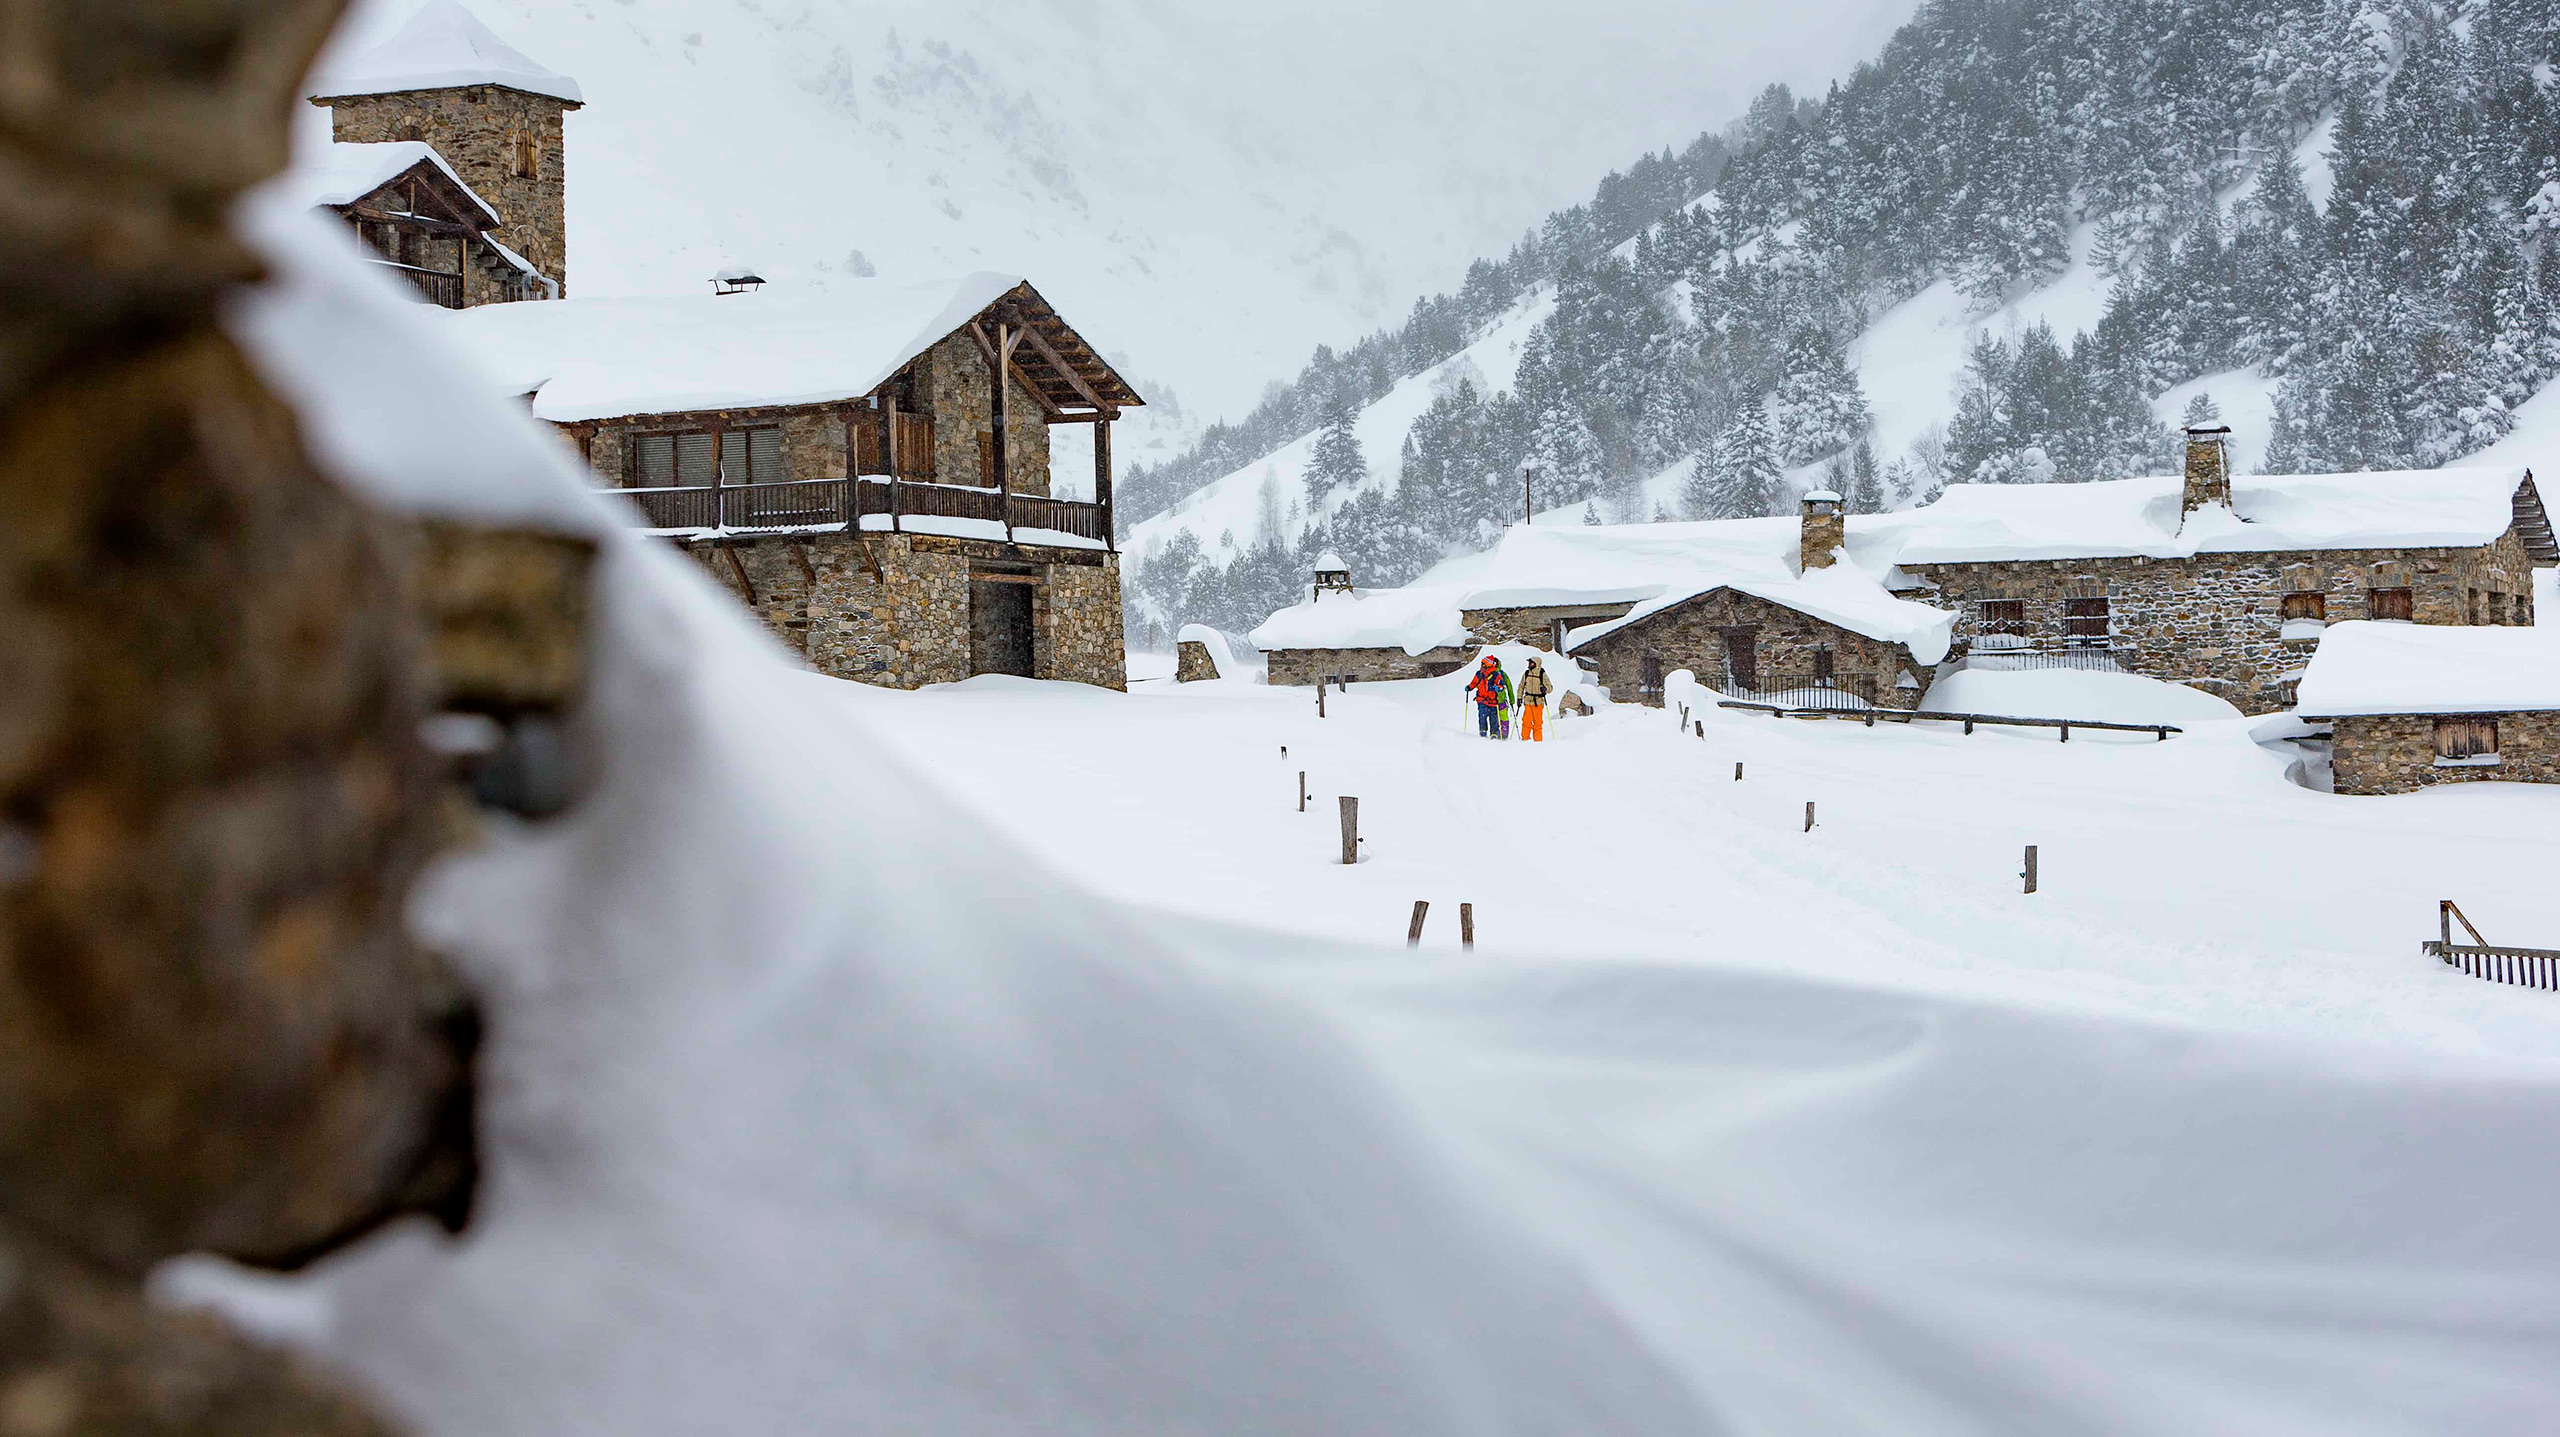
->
[
  {"left": 1805, "top": 802, "right": 1816, "bottom": 833},
  {"left": 1407, "top": 901, "right": 1429, "bottom": 948},
  {"left": 1340, "top": 796, "right": 1359, "bottom": 865},
  {"left": 2023, "top": 845, "right": 2039, "bottom": 895},
  {"left": 1460, "top": 903, "right": 1475, "bottom": 952},
  {"left": 1317, "top": 680, "right": 1327, "bottom": 719},
  {"left": 1299, "top": 771, "right": 1308, "bottom": 812},
  {"left": 1734, "top": 762, "right": 1743, "bottom": 781}
]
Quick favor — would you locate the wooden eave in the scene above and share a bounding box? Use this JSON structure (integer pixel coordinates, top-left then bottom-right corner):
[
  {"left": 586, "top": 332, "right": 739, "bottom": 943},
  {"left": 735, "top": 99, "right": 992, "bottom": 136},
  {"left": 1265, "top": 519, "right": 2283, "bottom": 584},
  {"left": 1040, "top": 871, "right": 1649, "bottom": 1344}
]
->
[
  {"left": 2513, "top": 471, "right": 2559, "bottom": 565},
  {"left": 972, "top": 281, "right": 1146, "bottom": 418},
  {"left": 333, "top": 159, "right": 501, "bottom": 233}
]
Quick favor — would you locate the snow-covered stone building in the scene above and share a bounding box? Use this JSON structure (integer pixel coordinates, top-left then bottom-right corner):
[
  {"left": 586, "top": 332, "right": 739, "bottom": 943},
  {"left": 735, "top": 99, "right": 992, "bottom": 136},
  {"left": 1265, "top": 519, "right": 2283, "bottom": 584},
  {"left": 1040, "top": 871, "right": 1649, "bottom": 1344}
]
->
[
  {"left": 1895, "top": 428, "right": 2556, "bottom": 712},
  {"left": 1252, "top": 429, "right": 2553, "bottom": 715},
  {"left": 306, "top": 0, "right": 582, "bottom": 304},
  {"left": 2295, "top": 623, "right": 2560, "bottom": 795},
  {"left": 441, "top": 275, "right": 1144, "bottom": 690}
]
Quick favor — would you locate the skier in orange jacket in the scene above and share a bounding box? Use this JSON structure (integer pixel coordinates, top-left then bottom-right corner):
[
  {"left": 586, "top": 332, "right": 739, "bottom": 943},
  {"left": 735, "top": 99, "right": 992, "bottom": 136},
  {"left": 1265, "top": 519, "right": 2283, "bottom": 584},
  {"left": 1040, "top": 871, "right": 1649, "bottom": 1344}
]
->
[{"left": 1466, "top": 656, "right": 1514, "bottom": 738}]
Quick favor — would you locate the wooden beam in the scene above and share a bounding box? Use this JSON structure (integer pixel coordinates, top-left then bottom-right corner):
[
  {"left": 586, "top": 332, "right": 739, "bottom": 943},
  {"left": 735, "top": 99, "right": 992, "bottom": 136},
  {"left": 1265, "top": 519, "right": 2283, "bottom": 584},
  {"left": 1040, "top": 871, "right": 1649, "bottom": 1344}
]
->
[
  {"left": 1096, "top": 417, "right": 1114, "bottom": 553},
  {"left": 1013, "top": 317, "right": 1113, "bottom": 414}
]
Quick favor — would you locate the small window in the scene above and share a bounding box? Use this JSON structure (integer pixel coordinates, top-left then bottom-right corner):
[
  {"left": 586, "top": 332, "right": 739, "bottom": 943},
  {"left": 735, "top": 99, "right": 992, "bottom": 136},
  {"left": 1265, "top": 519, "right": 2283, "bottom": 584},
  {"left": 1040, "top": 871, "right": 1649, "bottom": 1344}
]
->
[
  {"left": 513, "top": 132, "right": 540, "bottom": 179},
  {"left": 2279, "top": 591, "right": 2326, "bottom": 622},
  {"left": 2368, "top": 587, "right": 2414, "bottom": 622},
  {"left": 1976, "top": 599, "right": 2026, "bottom": 635},
  {"left": 2435, "top": 717, "right": 2499, "bottom": 760},
  {"left": 637, "top": 428, "right": 784, "bottom": 487},
  {"left": 2063, "top": 596, "right": 2110, "bottom": 643}
]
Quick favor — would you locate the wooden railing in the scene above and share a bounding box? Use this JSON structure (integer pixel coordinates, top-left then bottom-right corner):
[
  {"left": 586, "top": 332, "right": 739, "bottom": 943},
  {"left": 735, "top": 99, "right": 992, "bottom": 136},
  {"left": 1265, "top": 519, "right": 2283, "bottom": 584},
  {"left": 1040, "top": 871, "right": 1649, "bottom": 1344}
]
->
[
  {"left": 1716, "top": 701, "right": 2180, "bottom": 742},
  {"left": 371, "top": 260, "right": 464, "bottom": 309},
  {"left": 2425, "top": 900, "right": 2560, "bottom": 990},
  {"left": 612, "top": 478, "right": 1109, "bottom": 548}
]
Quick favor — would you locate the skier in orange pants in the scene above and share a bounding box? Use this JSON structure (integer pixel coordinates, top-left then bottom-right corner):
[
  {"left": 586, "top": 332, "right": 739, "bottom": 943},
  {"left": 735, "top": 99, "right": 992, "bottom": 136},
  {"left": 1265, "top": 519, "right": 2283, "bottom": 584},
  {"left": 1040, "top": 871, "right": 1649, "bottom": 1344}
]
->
[{"left": 1517, "top": 657, "right": 1553, "bottom": 742}]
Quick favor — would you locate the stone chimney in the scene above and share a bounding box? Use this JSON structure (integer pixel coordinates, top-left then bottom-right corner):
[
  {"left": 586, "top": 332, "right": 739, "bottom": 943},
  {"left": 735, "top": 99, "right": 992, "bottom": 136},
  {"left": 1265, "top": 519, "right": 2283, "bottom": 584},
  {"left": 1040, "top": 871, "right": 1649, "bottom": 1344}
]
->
[
  {"left": 1311, "top": 551, "right": 1353, "bottom": 602},
  {"left": 2182, "top": 425, "right": 2233, "bottom": 515},
  {"left": 1799, "top": 490, "right": 1845, "bottom": 571}
]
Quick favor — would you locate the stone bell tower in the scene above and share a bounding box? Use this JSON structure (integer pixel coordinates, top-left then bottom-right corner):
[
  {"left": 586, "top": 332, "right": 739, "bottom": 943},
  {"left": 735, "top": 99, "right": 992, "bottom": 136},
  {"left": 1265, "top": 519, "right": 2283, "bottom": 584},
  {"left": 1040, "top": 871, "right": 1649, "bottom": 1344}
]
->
[{"left": 310, "top": 1, "right": 584, "bottom": 293}]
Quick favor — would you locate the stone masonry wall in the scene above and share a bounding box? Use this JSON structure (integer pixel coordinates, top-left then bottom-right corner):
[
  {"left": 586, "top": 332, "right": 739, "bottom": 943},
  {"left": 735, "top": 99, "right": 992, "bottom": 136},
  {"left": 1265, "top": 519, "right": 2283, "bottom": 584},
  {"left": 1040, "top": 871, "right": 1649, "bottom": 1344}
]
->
[
  {"left": 321, "top": 86, "right": 575, "bottom": 292},
  {"left": 688, "top": 532, "right": 1121, "bottom": 691},
  {"left": 1265, "top": 646, "right": 1475, "bottom": 686},
  {"left": 1461, "top": 603, "right": 1636, "bottom": 651},
  {"left": 1176, "top": 641, "right": 1218, "bottom": 681},
  {"left": 1907, "top": 533, "right": 2539, "bottom": 714},
  {"left": 2329, "top": 712, "right": 2560, "bottom": 794},
  {"left": 1574, "top": 588, "right": 1925, "bottom": 709},
  {"left": 914, "top": 329, "right": 1052, "bottom": 495}
]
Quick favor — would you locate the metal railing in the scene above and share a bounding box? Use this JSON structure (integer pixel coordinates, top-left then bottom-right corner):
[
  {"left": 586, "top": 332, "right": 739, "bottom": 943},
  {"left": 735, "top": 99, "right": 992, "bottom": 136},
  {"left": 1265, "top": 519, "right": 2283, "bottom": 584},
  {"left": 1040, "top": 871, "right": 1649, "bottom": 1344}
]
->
[
  {"left": 1957, "top": 638, "right": 2129, "bottom": 673},
  {"left": 1716, "top": 672, "right": 1879, "bottom": 711}
]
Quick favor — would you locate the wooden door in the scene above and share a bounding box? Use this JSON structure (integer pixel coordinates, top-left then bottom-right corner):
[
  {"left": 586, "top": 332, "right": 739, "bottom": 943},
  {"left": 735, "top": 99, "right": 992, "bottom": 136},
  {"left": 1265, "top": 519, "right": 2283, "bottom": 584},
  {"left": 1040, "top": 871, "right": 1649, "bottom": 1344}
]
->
[{"left": 1723, "top": 630, "right": 1758, "bottom": 693}]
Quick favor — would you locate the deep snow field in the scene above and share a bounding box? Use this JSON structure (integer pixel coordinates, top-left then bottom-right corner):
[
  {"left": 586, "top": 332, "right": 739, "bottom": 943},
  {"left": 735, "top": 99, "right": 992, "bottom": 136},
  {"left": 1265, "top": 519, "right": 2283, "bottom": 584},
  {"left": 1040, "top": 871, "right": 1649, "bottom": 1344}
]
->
[{"left": 845, "top": 657, "right": 2560, "bottom": 1060}]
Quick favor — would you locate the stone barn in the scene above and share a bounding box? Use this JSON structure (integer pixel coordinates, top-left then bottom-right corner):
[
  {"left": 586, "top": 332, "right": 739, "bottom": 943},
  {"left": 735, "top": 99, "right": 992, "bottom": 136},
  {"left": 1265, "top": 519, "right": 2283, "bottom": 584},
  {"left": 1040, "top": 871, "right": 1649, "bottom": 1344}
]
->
[
  {"left": 442, "top": 274, "right": 1143, "bottom": 690},
  {"left": 2295, "top": 622, "right": 2560, "bottom": 795},
  {"left": 1895, "top": 428, "right": 2556, "bottom": 714}
]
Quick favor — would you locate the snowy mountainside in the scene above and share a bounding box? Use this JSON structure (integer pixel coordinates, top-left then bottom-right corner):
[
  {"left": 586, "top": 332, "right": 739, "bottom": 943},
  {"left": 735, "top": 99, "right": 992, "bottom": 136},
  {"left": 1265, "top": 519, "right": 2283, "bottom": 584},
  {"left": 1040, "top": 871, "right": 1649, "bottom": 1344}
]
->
[{"left": 309, "top": 0, "right": 1916, "bottom": 450}]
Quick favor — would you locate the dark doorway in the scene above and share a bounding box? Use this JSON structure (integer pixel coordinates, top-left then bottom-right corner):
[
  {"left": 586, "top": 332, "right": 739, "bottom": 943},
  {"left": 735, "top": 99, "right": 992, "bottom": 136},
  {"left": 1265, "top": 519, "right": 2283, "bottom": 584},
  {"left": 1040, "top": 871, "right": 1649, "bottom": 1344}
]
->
[
  {"left": 1722, "top": 629, "right": 1759, "bottom": 692},
  {"left": 970, "top": 579, "right": 1035, "bottom": 677}
]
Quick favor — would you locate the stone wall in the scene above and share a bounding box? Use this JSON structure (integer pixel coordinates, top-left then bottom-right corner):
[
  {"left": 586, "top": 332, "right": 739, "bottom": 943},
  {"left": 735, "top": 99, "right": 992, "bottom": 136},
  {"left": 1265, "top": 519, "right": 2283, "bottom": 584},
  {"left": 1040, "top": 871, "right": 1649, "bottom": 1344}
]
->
[
  {"left": 1176, "top": 641, "right": 1218, "bottom": 681},
  {"left": 689, "top": 531, "right": 1122, "bottom": 691},
  {"left": 1265, "top": 646, "right": 1474, "bottom": 686},
  {"left": 913, "top": 329, "right": 1052, "bottom": 495},
  {"left": 1572, "top": 588, "right": 1926, "bottom": 710},
  {"left": 1461, "top": 602, "right": 1636, "bottom": 651},
  {"left": 1906, "top": 531, "right": 2540, "bottom": 714},
  {"left": 320, "top": 85, "right": 576, "bottom": 293},
  {"left": 2329, "top": 711, "right": 2560, "bottom": 794}
]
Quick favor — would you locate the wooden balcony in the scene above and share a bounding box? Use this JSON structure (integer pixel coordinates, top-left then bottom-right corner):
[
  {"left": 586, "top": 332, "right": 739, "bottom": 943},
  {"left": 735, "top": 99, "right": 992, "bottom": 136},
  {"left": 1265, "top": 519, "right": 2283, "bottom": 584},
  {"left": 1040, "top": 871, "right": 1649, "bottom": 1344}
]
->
[
  {"left": 612, "top": 478, "right": 1110, "bottom": 549},
  {"left": 370, "top": 259, "right": 464, "bottom": 309}
]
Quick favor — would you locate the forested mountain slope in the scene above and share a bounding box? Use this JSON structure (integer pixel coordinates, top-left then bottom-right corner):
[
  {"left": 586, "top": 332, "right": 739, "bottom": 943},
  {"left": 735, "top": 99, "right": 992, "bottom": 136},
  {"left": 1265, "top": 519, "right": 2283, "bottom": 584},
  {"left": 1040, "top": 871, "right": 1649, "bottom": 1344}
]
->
[{"left": 1126, "top": 0, "right": 2560, "bottom": 646}]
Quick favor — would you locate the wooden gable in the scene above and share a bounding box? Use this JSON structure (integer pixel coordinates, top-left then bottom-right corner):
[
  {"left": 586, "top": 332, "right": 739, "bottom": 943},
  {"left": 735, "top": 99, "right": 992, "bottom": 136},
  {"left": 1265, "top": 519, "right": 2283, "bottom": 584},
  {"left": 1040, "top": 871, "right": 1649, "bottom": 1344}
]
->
[
  {"left": 331, "top": 157, "right": 501, "bottom": 235},
  {"left": 958, "top": 282, "right": 1147, "bottom": 419}
]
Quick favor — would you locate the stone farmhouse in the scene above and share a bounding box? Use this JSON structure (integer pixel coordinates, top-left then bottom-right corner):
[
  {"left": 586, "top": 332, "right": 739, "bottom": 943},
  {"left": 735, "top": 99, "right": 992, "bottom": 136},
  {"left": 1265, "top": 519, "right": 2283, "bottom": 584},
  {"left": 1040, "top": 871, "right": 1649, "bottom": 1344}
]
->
[
  {"left": 1252, "top": 429, "right": 2553, "bottom": 717},
  {"left": 304, "top": 0, "right": 578, "bottom": 307},
  {"left": 2295, "top": 623, "right": 2560, "bottom": 795},
  {"left": 309, "top": 3, "right": 1141, "bottom": 691},
  {"left": 1893, "top": 428, "right": 2554, "bottom": 712}
]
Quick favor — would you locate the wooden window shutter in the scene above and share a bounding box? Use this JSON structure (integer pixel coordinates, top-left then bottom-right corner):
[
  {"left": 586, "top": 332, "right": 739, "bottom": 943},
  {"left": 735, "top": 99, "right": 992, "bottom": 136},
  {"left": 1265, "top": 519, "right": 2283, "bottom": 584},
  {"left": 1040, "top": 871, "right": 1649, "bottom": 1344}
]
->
[
  {"left": 2435, "top": 717, "right": 2499, "bottom": 759},
  {"left": 749, "top": 427, "right": 785, "bottom": 483},
  {"left": 977, "top": 431, "right": 994, "bottom": 485},
  {"left": 675, "top": 432, "right": 719, "bottom": 487},
  {"left": 2369, "top": 587, "right": 2414, "bottom": 621},
  {"left": 636, "top": 434, "right": 676, "bottom": 486}
]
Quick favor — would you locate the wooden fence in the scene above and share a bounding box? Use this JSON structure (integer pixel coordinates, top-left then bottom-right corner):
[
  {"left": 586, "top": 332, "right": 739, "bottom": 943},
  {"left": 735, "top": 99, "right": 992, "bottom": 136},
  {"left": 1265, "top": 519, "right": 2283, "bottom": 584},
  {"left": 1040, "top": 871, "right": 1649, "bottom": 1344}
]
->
[{"left": 2424, "top": 900, "right": 2560, "bottom": 990}]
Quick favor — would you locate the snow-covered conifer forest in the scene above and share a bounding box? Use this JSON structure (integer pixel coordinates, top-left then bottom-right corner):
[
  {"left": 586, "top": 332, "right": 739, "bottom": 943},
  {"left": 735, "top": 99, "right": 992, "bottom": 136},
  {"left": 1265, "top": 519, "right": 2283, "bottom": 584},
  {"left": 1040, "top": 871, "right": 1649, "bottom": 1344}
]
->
[{"left": 1124, "top": 0, "right": 2560, "bottom": 642}]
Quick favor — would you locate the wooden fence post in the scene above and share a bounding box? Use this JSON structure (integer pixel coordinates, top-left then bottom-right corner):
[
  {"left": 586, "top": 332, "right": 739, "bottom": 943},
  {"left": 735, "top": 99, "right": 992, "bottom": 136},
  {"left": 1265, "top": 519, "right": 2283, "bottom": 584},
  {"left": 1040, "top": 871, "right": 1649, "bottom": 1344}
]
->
[
  {"left": 1460, "top": 903, "right": 1475, "bottom": 951},
  {"left": 1805, "top": 801, "right": 1816, "bottom": 833},
  {"left": 1340, "top": 796, "right": 1358, "bottom": 865},
  {"left": 2023, "top": 845, "right": 2038, "bottom": 895},
  {"left": 2059, "top": 722, "right": 2070, "bottom": 743},
  {"left": 1299, "top": 771, "right": 1307, "bottom": 812},
  {"left": 1695, "top": 721, "right": 1704, "bottom": 739},
  {"left": 1407, "top": 900, "right": 1429, "bottom": 948},
  {"left": 1734, "top": 762, "right": 1743, "bottom": 781},
  {"left": 1317, "top": 680, "right": 1327, "bottom": 719}
]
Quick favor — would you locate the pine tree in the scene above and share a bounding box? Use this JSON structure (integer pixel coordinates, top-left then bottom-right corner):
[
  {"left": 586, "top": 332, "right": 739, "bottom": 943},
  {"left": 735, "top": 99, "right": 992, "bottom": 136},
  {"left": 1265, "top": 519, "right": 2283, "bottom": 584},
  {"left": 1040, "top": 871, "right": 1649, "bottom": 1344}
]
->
[
  {"left": 1769, "top": 326, "right": 1874, "bottom": 463},
  {"left": 1304, "top": 397, "right": 1368, "bottom": 507},
  {"left": 1691, "top": 400, "right": 1787, "bottom": 518},
  {"left": 1581, "top": 500, "right": 1603, "bottom": 525},
  {"left": 2182, "top": 391, "right": 2221, "bottom": 428},
  {"left": 1844, "top": 437, "right": 1885, "bottom": 513}
]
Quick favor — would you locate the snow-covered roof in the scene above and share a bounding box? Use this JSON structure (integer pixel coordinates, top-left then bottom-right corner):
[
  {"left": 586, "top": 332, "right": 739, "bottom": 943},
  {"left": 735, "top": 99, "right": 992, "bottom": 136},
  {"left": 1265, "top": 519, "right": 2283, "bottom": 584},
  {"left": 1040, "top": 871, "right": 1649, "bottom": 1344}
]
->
[
  {"left": 278, "top": 140, "right": 500, "bottom": 226},
  {"left": 313, "top": 1, "right": 584, "bottom": 105},
  {"left": 431, "top": 273, "right": 1025, "bottom": 422},
  {"left": 1252, "top": 516, "right": 1956, "bottom": 664},
  {"left": 1895, "top": 467, "right": 2546, "bottom": 565},
  {"left": 1803, "top": 489, "right": 1842, "bottom": 504},
  {"left": 1314, "top": 551, "right": 1348, "bottom": 573},
  {"left": 2294, "top": 622, "right": 2560, "bottom": 717}
]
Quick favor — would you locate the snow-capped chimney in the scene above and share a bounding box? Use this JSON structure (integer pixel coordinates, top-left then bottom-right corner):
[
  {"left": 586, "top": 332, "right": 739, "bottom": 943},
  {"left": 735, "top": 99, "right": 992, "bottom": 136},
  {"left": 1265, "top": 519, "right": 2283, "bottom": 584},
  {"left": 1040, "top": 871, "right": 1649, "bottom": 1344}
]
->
[
  {"left": 2182, "top": 425, "right": 2234, "bottom": 516},
  {"left": 1311, "top": 552, "right": 1353, "bottom": 602},
  {"left": 1799, "top": 490, "right": 1845, "bottom": 572}
]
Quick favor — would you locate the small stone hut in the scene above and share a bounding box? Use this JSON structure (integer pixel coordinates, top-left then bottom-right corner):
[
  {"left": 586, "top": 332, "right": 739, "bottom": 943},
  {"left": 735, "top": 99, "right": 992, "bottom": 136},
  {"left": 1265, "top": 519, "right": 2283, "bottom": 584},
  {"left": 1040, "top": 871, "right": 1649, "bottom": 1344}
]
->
[
  {"left": 2294, "top": 622, "right": 2560, "bottom": 794},
  {"left": 1895, "top": 428, "right": 2557, "bottom": 713},
  {"left": 441, "top": 275, "right": 1144, "bottom": 689}
]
